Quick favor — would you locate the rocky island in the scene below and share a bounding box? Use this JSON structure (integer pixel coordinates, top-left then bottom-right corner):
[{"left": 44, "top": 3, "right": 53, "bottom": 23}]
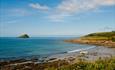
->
[
  {"left": 65, "top": 31, "right": 115, "bottom": 48},
  {"left": 18, "top": 34, "right": 30, "bottom": 38}
]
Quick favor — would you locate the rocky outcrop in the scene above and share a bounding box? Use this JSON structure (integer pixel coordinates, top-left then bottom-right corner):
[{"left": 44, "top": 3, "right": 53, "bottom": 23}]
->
[
  {"left": 65, "top": 39, "right": 115, "bottom": 48},
  {"left": 18, "top": 34, "right": 29, "bottom": 38}
]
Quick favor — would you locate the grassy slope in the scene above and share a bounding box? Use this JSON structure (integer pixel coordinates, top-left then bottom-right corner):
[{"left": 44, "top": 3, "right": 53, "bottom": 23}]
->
[
  {"left": 65, "top": 31, "right": 115, "bottom": 47},
  {"left": 81, "top": 31, "right": 115, "bottom": 42}
]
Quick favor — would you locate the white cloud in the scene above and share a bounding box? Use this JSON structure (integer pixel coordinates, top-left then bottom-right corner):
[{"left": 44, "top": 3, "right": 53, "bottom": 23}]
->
[
  {"left": 101, "top": 0, "right": 115, "bottom": 5},
  {"left": 1, "top": 20, "right": 19, "bottom": 24},
  {"left": 57, "top": 0, "right": 115, "bottom": 13},
  {"left": 48, "top": 13, "right": 71, "bottom": 22},
  {"left": 6, "top": 20, "right": 18, "bottom": 24},
  {"left": 29, "top": 0, "right": 115, "bottom": 22},
  {"left": 101, "top": 26, "right": 115, "bottom": 30},
  {"left": 11, "top": 9, "right": 28, "bottom": 16},
  {"left": 29, "top": 3, "right": 49, "bottom": 11},
  {"left": 49, "top": 0, "right": 115, "bottom": 22}
]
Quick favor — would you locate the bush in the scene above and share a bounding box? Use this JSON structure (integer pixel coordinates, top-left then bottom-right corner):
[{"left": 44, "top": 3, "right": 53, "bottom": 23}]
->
[{"left": 111, "top": 37, "right": 115, "bottom": 42}]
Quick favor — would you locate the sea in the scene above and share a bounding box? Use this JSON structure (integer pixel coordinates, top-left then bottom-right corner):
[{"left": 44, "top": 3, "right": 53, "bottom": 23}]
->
[{"left": 0, "top": 37, "right": 95, "bottom": 60}]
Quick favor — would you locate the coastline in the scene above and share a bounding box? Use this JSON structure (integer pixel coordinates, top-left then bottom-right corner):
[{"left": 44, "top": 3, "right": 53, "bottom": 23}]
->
[
  {"left": 1, "top": 31, "right": 115, "bottom": 70},
  {"left": 47, "top": 45, "right": 115, "bottom": 61},
  {"left": 65, "top": 39, "right": 115, "bottom": 48},
  {"left": 1, "top": 45, "right": 115, "bottom": 70},
  {"left": 64, "top": 31, "right": 115, "bottom": 48}
]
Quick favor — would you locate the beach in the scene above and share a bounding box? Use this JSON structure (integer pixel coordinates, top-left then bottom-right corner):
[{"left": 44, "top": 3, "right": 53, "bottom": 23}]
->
[
  {"left": 0, "top": 35, "right": 115, "bottom": 70},
  {"left": 0, "top": 45, "right": 115, "bottom": 70},
  {"left": 1, "top": 0, "right": 115, "bottom": 69},
  {"left": 0, "top": 34, "right": 115, "bottom": 70}
]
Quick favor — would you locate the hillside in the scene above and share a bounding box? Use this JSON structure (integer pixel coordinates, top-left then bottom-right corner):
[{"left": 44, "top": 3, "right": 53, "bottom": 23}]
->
[
  {"left": 81, "top": 31, "right": 115, "bottom": 42},
  {"left": 65, "top": 31, "right": 115, "bottom": 48}
]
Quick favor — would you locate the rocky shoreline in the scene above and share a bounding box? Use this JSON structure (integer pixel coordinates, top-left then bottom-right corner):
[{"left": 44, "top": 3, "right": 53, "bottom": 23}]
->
[
  {"left": 0, "top": 58, "right": 69, "bottom": 70},
  {"left": 1, "top": 46, "right": 115, "bottom": 70},
  {"left": 1, "top": 31, "right": 115, "bottom": 70},
  {"left": 65, "top": 39, "right": 115, "bottom": 48}
]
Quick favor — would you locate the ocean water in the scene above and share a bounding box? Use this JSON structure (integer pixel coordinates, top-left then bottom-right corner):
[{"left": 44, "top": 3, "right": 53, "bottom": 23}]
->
[{"left": 0, "top": 37, "right": 95, "bottom": 60}]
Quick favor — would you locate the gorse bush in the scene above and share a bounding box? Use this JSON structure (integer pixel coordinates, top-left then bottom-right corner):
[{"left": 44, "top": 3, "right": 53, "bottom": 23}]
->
[{"left": 111, "top": 37, "right": 115, "bottom": 42}]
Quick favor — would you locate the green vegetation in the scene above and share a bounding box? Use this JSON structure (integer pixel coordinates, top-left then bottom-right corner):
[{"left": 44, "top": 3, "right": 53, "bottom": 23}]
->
[
  {"left": 18, "top": 34, "right": 29, "bottom": 38},
  {"left": 111, "top": 36, "right": 115, "bottom": 42},
  {"left": 1, "top": 57, "right": 115, "bottom": 70},
  {"left": 46, "top": 57, "right": 115, "bottom": 70},
  {"left": 82, "top": 31, "right": 115, "bottom": 42},
  {"left": 85, "top": 31, "right": 115, "bottom": 37},
  {"left": 81, "top": 36, "right": 109, "bottom": 40}
]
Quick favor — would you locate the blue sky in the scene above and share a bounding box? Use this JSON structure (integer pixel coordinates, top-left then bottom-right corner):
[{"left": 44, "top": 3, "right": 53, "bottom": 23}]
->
[{"left": 0, "top": 0, "right": 115, "bottom": 37}]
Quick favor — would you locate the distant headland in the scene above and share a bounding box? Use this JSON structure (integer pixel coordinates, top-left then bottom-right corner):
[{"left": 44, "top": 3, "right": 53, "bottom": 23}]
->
[
  {"left": 65, "top": 31, "right": 115, "bottom": 48},
  {"left": 18, "top": 34, "right": 29, "bottom": 38}
]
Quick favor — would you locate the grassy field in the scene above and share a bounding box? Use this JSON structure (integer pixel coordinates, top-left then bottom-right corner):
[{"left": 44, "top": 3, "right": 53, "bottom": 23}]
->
[
  {"left": 81, "top": 31, "right": 115, "bottom": 42},
  {"left": 85, "top": 31, "right": 115, "bottom": 37}
]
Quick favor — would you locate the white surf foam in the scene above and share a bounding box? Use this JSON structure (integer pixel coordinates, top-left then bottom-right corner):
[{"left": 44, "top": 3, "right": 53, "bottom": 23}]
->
[{"left": 67, "top": 46, "right": 96, "bottom": 53}]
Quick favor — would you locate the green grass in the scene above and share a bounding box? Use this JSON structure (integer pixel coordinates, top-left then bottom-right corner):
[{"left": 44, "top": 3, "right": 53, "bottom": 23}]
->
[
  {"left": 45, "top": 57, "right": 115, "bottom": 70},
  {"left": 81, "top": 31, "right": 115, "bottom": 42},
  {"left": 85, "top": 31, "right": 115, "bottom": 37}
]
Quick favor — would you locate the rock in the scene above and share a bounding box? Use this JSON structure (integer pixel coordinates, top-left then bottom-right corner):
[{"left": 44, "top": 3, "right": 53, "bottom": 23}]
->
[
  {"left": 18, "top": 34, "right": 29, "bottom": 38},
  {"left": 80, "top": 51, "right": 88, "bottom": 55}
]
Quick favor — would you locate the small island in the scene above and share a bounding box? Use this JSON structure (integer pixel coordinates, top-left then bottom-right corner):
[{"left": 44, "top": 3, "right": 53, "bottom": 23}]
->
[
  {"left": 65, "top": 31, "right": 115, "bottom": 48},
  {"left": 18, "top": 34, "right": 30, "bottom": 38}
]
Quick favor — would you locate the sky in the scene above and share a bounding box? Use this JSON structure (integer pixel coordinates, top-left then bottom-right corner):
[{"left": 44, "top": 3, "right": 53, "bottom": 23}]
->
[{"left": 0, "top": 0, "right": 115, "bottom": 37}]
